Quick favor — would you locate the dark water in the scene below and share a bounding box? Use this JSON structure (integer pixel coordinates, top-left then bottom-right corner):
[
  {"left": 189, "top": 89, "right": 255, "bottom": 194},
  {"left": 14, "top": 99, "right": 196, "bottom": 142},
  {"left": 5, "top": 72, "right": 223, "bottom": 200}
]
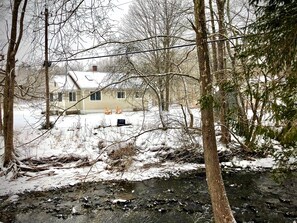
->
[{"left": 0, "top": 170, "right": 296, "bottom": 223}]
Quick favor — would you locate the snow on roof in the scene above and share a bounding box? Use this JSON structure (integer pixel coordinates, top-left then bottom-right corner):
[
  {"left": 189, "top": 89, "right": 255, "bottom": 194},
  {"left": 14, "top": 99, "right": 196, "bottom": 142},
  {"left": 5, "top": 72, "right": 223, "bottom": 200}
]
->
[
  {"left": 68, "top": 71, "right": 110, "bottom": 89},
  {"left": 53, "top": 74, "right": 78, "bottom": 91},
  {"left": 53, "top": 71, "right": 144, "bottom": 91}
]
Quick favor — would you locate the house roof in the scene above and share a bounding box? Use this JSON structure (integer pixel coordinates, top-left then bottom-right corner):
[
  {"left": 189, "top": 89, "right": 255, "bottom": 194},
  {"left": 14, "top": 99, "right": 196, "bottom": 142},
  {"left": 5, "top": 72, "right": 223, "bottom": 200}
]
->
[
  {"left": 68, "top": 71, "right": 111, "bottom": 89},
  {"left": 53, "top": 71, "right": 111, "bottom": 91},
  {"left": 53, "top": 70, "right": 145, "bottom": 91},
  {"left": 54, "top": 74, "right": 78, "bottom": 90}
]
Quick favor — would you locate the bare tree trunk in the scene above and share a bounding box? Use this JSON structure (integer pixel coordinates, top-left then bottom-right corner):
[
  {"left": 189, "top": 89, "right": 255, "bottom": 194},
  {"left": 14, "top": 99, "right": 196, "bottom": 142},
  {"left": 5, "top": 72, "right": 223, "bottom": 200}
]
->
[
  {"left": 3, "top": 64, "right": 15, "bottom": 166},
  {"left": 216, "top": 0, "right": 231, "bottom": 145},
  {"left": 193, "top": 0, "right": 235, "bottom": 222},
  {"left": 0, "top": 95, "right": 3, "bottom": 135},
  {"left": 159, "top": 78, "right": 166, "bottom": 111},
  {"left": 209, "top": 0, "right": 218, "bottom": 73},
  {"left": 3, "top": 0, "right": 28, "bottom": 167},
  {"left": 164, "top": 0, "right": 171, "bottom": 112},
  {"left": 4, "top": 57, "right": 16, "bottom": 167}
]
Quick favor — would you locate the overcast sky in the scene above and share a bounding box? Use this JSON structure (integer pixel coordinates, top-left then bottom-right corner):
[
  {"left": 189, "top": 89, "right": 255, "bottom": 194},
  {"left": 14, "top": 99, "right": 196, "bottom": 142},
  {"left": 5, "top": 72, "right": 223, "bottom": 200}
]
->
[{"left": 0, "top": 0, "right": 132, "bottom": 68}]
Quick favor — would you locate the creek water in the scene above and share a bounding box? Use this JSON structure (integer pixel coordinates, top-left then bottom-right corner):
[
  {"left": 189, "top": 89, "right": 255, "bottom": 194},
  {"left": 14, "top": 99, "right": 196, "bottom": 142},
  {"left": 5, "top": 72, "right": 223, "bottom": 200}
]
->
[{"left": 0, "top": 170, "right": 296, "bottom": 223}]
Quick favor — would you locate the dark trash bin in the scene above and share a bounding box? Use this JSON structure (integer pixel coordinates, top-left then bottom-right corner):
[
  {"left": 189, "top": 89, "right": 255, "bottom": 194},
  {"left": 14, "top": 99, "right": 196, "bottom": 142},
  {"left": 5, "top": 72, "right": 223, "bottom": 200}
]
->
[{"left": 117, "top": 119, "right": 126, "bottom": 126}]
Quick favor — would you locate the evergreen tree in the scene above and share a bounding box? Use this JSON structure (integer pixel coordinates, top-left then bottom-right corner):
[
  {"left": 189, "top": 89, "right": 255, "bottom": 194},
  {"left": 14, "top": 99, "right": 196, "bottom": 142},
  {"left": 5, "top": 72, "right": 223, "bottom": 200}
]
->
[{"left": 245, "top": 0, "right": 297, "bottom": 167}]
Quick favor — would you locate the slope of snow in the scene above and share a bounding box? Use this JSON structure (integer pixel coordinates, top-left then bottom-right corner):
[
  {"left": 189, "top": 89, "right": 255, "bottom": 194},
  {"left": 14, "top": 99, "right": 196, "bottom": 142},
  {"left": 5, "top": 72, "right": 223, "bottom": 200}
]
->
[{"left": 0, "top": 102, "right": 275, "bottom": 196}]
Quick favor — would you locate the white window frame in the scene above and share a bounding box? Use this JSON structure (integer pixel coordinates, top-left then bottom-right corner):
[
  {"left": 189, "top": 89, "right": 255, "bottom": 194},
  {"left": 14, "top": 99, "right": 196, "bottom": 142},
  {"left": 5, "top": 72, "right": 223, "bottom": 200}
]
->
[
  {"left": 90, "top": 91, "right": 101, "bottom": 101},
  {"left": 69, "top": 92, "right": 76, "bottom": 102},
  {"left": 117, "top": 91, "right": 126, "bottom": 99}
]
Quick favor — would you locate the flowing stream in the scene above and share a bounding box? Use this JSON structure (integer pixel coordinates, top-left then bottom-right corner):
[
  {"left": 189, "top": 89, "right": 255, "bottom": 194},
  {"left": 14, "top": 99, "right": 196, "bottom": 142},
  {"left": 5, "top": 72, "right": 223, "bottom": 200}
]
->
[{"left": 1, "top": 170, "right": 296, "bottom": 223}]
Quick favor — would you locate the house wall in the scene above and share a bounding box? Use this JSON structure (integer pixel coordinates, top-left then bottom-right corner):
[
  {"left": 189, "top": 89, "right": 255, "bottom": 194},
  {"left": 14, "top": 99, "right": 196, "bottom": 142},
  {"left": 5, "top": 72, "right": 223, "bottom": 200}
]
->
[
  {"left": 81, "top": 89, "right": 148, "bottom": 114},
  {"left": 50, "top": 91, "right": 82, "bottom": 113},
  {"left": 64, "top": 91, "right": 83, "bottom": 111},
  {"left": 50, "top": 88, "right": 149, "bottom": 114}
]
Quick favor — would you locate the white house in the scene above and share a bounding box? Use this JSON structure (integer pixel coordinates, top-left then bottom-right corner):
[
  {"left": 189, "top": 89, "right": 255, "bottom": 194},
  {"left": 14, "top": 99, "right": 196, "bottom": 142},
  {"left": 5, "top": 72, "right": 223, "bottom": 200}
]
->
[{"left": 49, "top": 68, "right": 149, "bottom": 114}]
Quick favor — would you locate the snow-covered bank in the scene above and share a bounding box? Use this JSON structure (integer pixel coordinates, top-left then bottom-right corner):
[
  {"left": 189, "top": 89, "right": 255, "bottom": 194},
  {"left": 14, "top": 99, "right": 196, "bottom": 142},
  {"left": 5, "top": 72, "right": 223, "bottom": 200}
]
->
[{"left": 0, "top": 103, "right": 276, "bottom": 197}]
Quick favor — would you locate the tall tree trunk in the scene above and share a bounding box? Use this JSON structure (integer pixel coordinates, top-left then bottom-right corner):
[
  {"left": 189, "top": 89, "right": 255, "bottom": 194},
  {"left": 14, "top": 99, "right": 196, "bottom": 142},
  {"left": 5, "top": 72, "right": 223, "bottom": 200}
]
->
[
  {"left": 4, "top": 55, "right": 16, "bottom": 166},
  {"left": 159, "top": 78, "right": 165, "bottom": 111},
  {"left": 193, "top": 0, "right": 235, "bottom": 222},
  {"left": 3, "top": 0, "right": 28, "bottom": 167},
  {"left": 0, "top": 95, "right": 3, "bottom": 135},
  {"left": 3, "top": 61, "right": 16, "bottom": 166},
  {"left": 209, "top": 0, "right": 218, "bottom": 73},
  {"left": 164, "top": 0, "right": 171, "bottom": 112},
  {"left": 164, "top": 47, "right": 170, "bottom": 112},
  {"left": 216, "top": 0, "right": 231, "bottom": 144}
]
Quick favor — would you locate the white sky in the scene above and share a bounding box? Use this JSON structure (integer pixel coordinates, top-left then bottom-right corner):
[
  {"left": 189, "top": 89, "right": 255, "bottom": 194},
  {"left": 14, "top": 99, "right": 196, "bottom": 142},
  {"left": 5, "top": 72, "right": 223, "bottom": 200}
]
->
[
  {"left": 111, "top": 0, "right": 131, "bottom": 21},
  {"left": 0, "top": 0, "right": 132, "bottom": 67}
]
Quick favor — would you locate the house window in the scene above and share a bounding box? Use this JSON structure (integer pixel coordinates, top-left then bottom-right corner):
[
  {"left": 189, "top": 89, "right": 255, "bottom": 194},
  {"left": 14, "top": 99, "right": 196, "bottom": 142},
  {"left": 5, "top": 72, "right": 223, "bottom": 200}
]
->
[
  {"left": 117, "top": 91, "right": 125, "bottom": 99},
  {"left": 69, "top": 92, "right": 76, "bottom": 102},
  {"left": 135, "top": 91, "right": 141, "bottom": 99},
  {"left": 58, "top": 92, "right": 63, "bottom": 102},
  {"left": 90, "top": 91, "right": 101, "bottom": 101},
  {"left": 49, "top": 93, "right": 54, "bottom": 102}
]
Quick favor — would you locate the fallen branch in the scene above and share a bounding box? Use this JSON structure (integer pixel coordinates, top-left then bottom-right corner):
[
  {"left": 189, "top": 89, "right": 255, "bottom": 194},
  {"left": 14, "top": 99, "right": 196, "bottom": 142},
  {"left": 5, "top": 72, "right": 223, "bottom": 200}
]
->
[
  {"left": 26, "top": 170, "right": 57, "bottom": 181},
  {"left": 19, "top": 165, "right": 49, "bottom": 172}
]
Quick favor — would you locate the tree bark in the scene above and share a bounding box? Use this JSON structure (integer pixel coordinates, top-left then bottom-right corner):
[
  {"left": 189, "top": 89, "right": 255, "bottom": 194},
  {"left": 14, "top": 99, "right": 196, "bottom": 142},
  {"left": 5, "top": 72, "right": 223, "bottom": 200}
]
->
[
  {"left": 209, "top": 0, "right": 218, "bottom": 73},
  {"left": 216, "top": 0, "right": 231, "bottom": 145},
  {"left": 164, "top": 0, "right": 171, "bottom": 112},
  {"left": 3, "top": 0, "right": 28, "bottom": 167},
  {"left": 193, "top": 0, "right": 235, "bottom": 222},
  {"left": 0, "top": 94, "right": 3, "bottom": 135}
]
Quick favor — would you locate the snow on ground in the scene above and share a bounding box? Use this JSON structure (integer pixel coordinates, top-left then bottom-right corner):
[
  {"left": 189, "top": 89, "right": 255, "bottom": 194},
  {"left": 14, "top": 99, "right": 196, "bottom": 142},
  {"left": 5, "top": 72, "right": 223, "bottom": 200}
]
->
[{"left": 0, "top": 102, "right": 275, "bottom": 196}]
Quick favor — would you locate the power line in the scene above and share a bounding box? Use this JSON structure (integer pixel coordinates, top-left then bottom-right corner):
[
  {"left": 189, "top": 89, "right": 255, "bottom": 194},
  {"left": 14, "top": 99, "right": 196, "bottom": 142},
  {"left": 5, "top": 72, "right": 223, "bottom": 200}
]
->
[
  {"left": 50, "top": 35, "right": 245, "bottom": 63},
  {"left": 51, "top": 43, "right": 195, "bottom": 63}
]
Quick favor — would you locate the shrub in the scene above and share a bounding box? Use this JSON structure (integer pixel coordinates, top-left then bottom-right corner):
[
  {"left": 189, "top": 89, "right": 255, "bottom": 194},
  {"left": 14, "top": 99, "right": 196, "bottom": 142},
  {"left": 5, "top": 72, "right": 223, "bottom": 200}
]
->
[{"left": 109, "top": 143, "right": 136, "bottom": 160}]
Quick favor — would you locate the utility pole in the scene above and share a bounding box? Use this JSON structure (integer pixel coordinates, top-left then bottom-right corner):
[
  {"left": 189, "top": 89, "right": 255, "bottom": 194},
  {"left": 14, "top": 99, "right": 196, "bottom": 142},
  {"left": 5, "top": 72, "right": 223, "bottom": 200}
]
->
[
  {"left": 44, "top": 6, "right": 50, "bottom": 129},
  {"left": 0, "top": 53, "right": 4, "bottom": 134}
]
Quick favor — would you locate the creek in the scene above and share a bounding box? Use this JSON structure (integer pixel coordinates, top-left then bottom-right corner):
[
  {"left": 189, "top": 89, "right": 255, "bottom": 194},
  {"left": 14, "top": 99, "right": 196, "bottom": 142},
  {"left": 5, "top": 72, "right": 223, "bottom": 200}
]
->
[{"left": 0, "top": 170, "right": 296, "bottom": 223}]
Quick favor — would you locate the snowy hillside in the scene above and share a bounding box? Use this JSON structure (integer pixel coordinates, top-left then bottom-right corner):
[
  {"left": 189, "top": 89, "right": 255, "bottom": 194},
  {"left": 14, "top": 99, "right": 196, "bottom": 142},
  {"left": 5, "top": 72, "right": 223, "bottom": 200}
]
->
[{"left": 0, "top": 102, "right": 275, "bottom": 196}]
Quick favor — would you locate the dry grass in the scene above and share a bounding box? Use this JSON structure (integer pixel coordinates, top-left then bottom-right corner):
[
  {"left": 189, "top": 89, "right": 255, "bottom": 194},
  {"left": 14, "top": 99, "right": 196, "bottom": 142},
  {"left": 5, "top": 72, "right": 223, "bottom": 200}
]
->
[
  {"left": 108, "top": 143, "right": 137, "bottom": 172},
  {"left": 109, "top": 143, "right": 136, "bottom": 160},
  {"left": 142, "top": 162, "right": 162, "bottom": 169}
]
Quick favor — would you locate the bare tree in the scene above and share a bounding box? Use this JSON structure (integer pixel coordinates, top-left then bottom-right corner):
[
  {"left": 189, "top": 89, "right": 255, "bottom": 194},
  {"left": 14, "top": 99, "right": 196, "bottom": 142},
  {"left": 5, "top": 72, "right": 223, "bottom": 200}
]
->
[
  {"left": 193, "top": 0, "right": 235, "bottom": 222},
  {"left": 215, "top": 0, "right": 231, "bottom": 144},
  {"left": 3, "top": 0, "right": 28, "bottom": 167},
  {"left": 224, "top": 0, "right": 251, "bottom": 144},
  {"left": 0, "top": 57, "right": 4, "bottom": 135},
  {"left": 224, "top": 0, "right": 265, "bottom": 150},
  {"left": 208, "top": 0, "right": 259, "bottom": 149},
  {"left": 120, "top": 0, "right": 192, "bottom": 112},
  {"left": 207, "top": 0, "right": 231, "bottom": 145},
  {"left": 1, "top": 0, "right": 114, "bottom": 167}
]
